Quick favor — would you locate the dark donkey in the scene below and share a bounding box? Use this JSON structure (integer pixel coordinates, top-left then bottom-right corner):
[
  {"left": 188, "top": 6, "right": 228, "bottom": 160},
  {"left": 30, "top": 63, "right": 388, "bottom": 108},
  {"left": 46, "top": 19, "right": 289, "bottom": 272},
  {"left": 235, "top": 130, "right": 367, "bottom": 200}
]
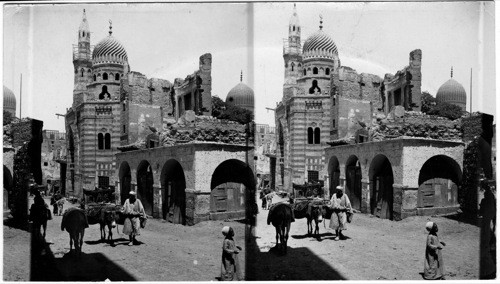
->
[
  {"left": 61, "top": 208, "right": 88, "bottom": 257},
  {"left": 267, "top": 203, "right": 294, "bottom": 254},
  {"left": 291, "top": 198, "right": 325, "bottom": 237},
  {"left": 85, "top": 203, "right": 122, "bottom": 243}
]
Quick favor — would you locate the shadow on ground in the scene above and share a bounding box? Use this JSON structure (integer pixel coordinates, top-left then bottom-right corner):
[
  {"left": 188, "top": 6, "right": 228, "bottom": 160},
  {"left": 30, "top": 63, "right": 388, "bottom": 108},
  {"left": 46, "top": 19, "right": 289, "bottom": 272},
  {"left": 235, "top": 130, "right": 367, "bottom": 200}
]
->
[
  {"left": 245, "top": 223, "right": 346, "bottom": 280},
  {"left": 30, "top": 231, "right": 136, "bottom": 281}
]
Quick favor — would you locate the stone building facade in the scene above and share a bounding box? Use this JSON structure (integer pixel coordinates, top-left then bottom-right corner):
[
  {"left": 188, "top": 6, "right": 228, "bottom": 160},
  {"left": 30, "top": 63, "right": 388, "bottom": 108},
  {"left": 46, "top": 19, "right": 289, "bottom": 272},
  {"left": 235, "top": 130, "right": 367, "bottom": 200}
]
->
[
  {"left": 41, "top": 130, "right": 66, "bottom": 187},
  {"left": 255, "top": 124, "right": 276, "bottom": 177},
  {"left": 65, "top": 11, "right": 212, "bottom": 197}
]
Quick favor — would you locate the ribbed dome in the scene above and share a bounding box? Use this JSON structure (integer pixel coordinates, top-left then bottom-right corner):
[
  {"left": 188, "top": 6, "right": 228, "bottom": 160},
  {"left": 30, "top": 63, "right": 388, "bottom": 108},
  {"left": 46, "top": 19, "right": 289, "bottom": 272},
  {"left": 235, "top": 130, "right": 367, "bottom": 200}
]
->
[
  {"left": 3, "top": 86, "right": 16, "bottom": 116},
  {"left": 92, "top": 35, "right": 128, "bottom": 65},
  {"left": 303, "top": 29, "right": 338, "bottom": 60},
  {"left": 226, "top": 82, "right": 254, "bottom": 112},
  {"left": 436, "top": 78, "right": 467, "bottom": 110}
]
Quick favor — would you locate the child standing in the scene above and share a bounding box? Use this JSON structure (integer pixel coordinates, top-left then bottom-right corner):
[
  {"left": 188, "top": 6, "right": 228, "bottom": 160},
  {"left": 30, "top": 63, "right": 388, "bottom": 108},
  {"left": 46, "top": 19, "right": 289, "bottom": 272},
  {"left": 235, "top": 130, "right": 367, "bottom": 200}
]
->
[
  {"left": 424, "top": 221, "right": 446, "bottom": 280},
  {"left": 220, "top": 226, "right": 242, "bottom": 281}
]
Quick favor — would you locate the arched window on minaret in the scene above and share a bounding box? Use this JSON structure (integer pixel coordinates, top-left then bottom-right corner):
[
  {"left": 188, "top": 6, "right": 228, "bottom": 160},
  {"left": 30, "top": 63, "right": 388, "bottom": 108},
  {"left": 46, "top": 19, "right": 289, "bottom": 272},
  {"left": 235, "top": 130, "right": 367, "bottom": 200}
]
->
[
  {"left": 98, "top": 133, "right": 104, "bottom": 150},
  {"left": 104, "top": 133, "right": 111, "bottom": 149},
  {"left": 314, "top": 128, "right": 321, "bottom": 144},
  {"left": 308, "top": 127, "right": 314, "bottom": 144},
  {"left": 291, "top": 62, "right": 295, "bottom": 72},
  {"left": 326, "top": 68, "right": 330, "bottom": 75},
  {"left": 93, "top": 74, "right": 97, "bottom": 81},
  {"left": 293, "top": 26, "right": 295, "bottom": 31},
  {"left": 83, "top": 31, "right": 85, "bottom": 37},
  {"left": 81, "top": 68, "right": 84, "bottom": 77},
  {"left": 115, "top": 73, "right": 120, "bottom": 80},
  {"left": 103, "top": 73, "right": 108, "bottom": 80},
  {"left": 303, "top": 69, "right": 307, "bottom": 76}
]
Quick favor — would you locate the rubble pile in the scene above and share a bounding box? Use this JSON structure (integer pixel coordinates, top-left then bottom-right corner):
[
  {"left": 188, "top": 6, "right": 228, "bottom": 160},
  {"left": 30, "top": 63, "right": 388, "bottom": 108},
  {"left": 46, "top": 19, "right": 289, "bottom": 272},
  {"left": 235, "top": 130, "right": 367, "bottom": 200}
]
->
[{"left": 370, "top": 111, "right": 462, "bottom": 142}]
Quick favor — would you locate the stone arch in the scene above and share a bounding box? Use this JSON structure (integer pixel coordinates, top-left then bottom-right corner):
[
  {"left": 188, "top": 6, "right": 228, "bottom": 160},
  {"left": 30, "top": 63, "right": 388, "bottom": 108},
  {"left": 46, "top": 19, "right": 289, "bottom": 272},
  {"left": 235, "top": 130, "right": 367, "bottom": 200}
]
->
[
  {"left": 369, "top": 155, "right": 394, "bottom": 220},
  {"left": 210, "top": 159, "right": 255, "bottom": 216},
  {"left": 115, "top": 73, "right": 120, "bottom": 81},
  {"left": 418, "top": 155, "right": 461, "bottom": 209},
  {"left": 345, "top": 155, "right": 362, "bottom": 211},
  {"left": 137, "top": 160, "right": 154, "bottom": 216},
  {"left": 103, "top": 72, "right": 108, "bottom": 80},
  {"left": 119, "top": 162, "right": 131, "bottom": 205},
  {"left": 313, "top": 67, "right": 318, "bottom": 74},
  {"left": 327, "top": 156, "right": 340, "bottom": 198},
  {"left": 99, "top": 85, "right": 111, "bottom": 100},
  {"left": 160, "top": 159, "right": 186, "bottom": 225}
]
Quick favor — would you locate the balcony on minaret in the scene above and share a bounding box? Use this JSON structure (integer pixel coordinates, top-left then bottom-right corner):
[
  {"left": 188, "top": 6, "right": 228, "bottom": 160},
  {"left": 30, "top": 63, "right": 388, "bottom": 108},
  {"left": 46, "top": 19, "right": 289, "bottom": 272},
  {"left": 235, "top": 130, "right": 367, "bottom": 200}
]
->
[
  {"left": 283, "top": 39, "right": 304, "bottom": 55},
  {"left": 305, "top": 100, "right": 322, "bottom": 110},
  {"left": 73, "top": 44, "right": 95, "bottom": 61},
  {"left": 95, "top": 105, "right": 113, "bottom": 116}
]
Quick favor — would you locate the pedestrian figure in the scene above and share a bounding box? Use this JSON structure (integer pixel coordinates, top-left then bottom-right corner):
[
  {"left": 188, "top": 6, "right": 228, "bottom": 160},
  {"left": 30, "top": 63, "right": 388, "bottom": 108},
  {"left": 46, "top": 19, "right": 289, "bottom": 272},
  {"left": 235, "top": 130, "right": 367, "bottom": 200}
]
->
[
  {"left": 328, "top": 186, "right": 352, "bottom": 240},
  {"left": 220, "top": 226, "right": 242, "bottom": 281},
  {"left": 122, "top": 191, "right": 146, "bottom": 246},
  {"left": 478, "top": 179, "right": 496, "bottom": 279},
  {"left": 51, "top": 191, "right": 62, "bottom": 216},
  {"left": 423, "top": 221, "right": 446, "bottom": 280},
  {"left": 29, "top": 190, "right": 51, "bottom": 238}
]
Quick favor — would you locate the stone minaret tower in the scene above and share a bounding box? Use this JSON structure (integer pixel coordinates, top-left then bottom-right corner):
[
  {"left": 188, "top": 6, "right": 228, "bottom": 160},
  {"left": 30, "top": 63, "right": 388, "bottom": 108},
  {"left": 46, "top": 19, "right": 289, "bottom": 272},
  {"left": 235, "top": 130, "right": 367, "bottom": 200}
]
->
[
  {"left": 73, "top": 9, "right": 92, "bottom": 107},
  {"left": 283, "top": 3, "right": 303, "bottom": 97}
]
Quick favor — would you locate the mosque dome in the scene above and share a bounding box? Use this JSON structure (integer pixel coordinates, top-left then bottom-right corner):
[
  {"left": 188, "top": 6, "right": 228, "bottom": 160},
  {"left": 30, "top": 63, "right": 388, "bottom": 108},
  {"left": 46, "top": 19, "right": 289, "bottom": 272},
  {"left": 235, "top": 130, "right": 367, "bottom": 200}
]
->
[
  {"left": 3, "top": 86, "right": 16, "bottom": 116},
  {"left": 226, "top": 74, "right": 254, "bottom": 112},
  {"left": 436, "top": 68, "right": 466, "bottom": 111},
  {"left": 92, "top": 35, "right": 128, "bottom": 65},
  {"left": 302, "top": 20, "right": 338, "bottom": 61}
]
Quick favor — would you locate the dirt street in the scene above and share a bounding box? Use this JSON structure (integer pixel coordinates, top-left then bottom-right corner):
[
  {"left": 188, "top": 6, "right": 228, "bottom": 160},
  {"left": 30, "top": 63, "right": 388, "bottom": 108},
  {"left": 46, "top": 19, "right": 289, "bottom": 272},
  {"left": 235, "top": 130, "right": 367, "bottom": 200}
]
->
[
  {"left": 246, "top": 193, "right": 479, "bottom": 280},
  {"left": 3, "top": 197, "right": 246, "bottom": 281}
]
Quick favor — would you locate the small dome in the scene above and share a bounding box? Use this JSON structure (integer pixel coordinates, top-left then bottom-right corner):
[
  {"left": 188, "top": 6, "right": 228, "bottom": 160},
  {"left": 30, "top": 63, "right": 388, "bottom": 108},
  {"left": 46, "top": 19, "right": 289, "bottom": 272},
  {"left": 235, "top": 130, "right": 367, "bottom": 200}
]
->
[
  {"left": 436, "top": 78, "right": 467, "bottom": 111},
  {"left": 303, "top": 28, "right": 338, "bottom": 60},
  {"left": 226, "top": 82, "right": 254, "bottom": 113},
  {"left": 3, "top": 86, "right": 16, "bottom": 116},
  {"left": 92, "top": 35, "right": 128, "bottom": 65}
]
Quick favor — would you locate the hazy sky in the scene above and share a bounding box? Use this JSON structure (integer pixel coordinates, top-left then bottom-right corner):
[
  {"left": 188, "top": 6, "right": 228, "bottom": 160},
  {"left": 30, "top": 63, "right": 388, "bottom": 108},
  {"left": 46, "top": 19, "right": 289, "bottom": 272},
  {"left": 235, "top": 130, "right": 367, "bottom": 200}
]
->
[{"left": 2, "top": 2, "right": 496, "bottom": 132}]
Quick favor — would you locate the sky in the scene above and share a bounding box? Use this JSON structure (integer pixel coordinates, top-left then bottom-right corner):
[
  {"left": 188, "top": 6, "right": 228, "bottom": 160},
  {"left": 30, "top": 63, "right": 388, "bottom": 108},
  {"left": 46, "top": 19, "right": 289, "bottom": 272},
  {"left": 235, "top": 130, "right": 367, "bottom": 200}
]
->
[{"left": 2, "top": 1, "right": 497, "bottom": 132}]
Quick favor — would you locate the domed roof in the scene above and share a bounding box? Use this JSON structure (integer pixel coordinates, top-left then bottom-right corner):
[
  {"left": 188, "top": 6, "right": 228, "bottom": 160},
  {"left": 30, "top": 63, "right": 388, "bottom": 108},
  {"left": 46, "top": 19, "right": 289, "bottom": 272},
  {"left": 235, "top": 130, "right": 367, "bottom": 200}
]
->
[
  {"left": 3, "top": 86, "right": 16, "bottom": 115},
  {"left": 302, "top": 20, "right": 338, "bottom": 60},
  {"left": 226, "top": 75, "right": 254, "bottom": 112},
  {"left": 92, "top": 34, "right": 128, "bottom": 65},
  {"left": 436, "top": 69, "right": 466, "bottom": 109}
]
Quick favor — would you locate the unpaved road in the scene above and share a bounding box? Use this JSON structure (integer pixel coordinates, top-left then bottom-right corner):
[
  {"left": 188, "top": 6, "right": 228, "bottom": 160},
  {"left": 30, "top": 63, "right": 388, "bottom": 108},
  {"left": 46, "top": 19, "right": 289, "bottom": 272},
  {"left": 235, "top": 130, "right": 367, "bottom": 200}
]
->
[
  {"left": 3, "top": 197, "right": 246, "bottom": 281},
  {"left": 246, "top": 193, "right": 479, "bottom": 280}
]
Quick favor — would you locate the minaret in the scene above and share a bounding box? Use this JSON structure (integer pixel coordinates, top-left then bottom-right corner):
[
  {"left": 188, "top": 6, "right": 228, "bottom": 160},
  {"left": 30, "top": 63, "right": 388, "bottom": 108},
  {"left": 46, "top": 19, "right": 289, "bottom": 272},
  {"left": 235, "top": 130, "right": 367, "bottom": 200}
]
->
[
  {"left": 73, "top": 9, "right": 92, "bottom": 106},
  {"left": 283, "top": 3, "right": 303, "bottom": 95}
]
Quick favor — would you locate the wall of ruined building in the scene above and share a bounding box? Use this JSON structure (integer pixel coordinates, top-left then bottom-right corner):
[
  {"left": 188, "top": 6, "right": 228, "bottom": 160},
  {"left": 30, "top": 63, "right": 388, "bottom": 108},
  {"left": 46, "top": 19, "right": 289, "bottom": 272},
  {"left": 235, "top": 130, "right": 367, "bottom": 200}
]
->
[
  {"left": 324, "top": 138, "right": 463, "bottom": 220},
  {"left": 122, "top": 72, "right": 152, "bottom": 104},
  {"left": 126, "top": 103, "right": 162, "bottom": 145},
  {"left": 332, "top": 67, "right": 383, "bottom": 109},
  {"left": 369, "top": 112, "right": 462, "bottom": 142},
  {"left": 115, "top": 143, "right": 253, "bottom": 224},
  {"left": 198, "top": 53, "right": 212, "bottom": 115},
  {"left": 149, "top": 78, "right": 174, "bottom": 116},
  {"left": 336, "top": 97, "right": 372, "bottom": 140}
]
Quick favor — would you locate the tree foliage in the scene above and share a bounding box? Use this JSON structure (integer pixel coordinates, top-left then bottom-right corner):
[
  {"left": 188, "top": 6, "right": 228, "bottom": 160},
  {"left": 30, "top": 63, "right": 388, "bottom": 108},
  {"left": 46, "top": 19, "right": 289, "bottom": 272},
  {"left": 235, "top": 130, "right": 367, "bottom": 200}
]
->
[
  {"left": 211, "top": 95, "right": 254, "bottom": 124},
  {"left": 3, "top": 110, "right": 14, "bottom": 125},
  {"left": 427, "top": 101, "right": 464, "bottom": 120},
  {"left": 420, "top": 91, "right": 436, "bottom": 114}
]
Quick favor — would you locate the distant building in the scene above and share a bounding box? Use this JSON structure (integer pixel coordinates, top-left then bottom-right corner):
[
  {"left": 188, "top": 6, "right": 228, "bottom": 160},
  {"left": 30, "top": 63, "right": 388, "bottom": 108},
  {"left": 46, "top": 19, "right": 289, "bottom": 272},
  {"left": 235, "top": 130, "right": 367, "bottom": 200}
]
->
[
  {"left": 3, "top": 86, "right": 16, "bottom": 117},
  {"left": 436, "top": 67, "right": 467, "bottom": 111},
  {"left": 41, "top": 130, "right": 66, "bottom": 187},
  {"left": 225, "top": 72, "right": 255, "bottom": 113}
]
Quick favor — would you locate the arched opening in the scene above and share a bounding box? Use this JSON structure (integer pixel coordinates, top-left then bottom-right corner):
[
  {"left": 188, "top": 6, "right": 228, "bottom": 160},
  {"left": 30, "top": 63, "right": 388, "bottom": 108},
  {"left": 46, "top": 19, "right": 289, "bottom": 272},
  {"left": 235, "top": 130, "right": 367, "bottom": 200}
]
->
[
  {"left": 104, "top": 133, "right": 111, "bottom": 150},
  {"left": 81, "top": 68, "right": 84, "bottom": 77},
  {"left": 369, "top": 155, "right": 394, "bottom": 220},
  {"left": 103, "top": 73, "right": 108, "bottom": 80},
  {"left": 99, "top": 85, "right": 110, "bottom": 100},
  {"left": 137, "top": 161, "right": 154, "bottom": 216},
  {"left": 313, "top": 67, "right": 318, "bottom": 74},
  {"left": 210, "top": 159, "right": 255, "bottom": 218},
  {"left": 309, "top": 80, "right": 321, "bottom": 94},
  {"left": 307, "top": 127, "right": 314, "bottom": 144},
  {"left": 4, "top": 165, "right": 13, "bottom": 211},
  {"left": 115, "top": 73, "right": 120, "bottom": 81},
  {"left": 345, "top": 155, "right": 362, "bottom": 211},
  {"left": 98, "top": 133, "right": 104, "bottom": 150},
  {"left": 303, "top": 69, "right": 307, "bottom": 76},
  {"left": 293, "top": 25, "right": 295, "bottom": 31},
  {"left": 291, "top": 62, "right": 295, "bottom": 72},
  {"left": 160, "top": 159, "right": 186, "bottom": 225},
  {"left": 93, "top": 74, "right": 97, "bottom": 81},
  {"left": 328, "top": 157, "right": 340, "bottom": 198},
  {"left": 119, "top": 162, "right": 131, "bottom": 205},
  {"left": 418, "top": 155, "right": 461, "bottom": 209},
  {"left": 325, "top": 68, "right": 330, "bottom": 75},
  {"left": 314, "top": 127, "right": 320, "bottom": 144}
]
